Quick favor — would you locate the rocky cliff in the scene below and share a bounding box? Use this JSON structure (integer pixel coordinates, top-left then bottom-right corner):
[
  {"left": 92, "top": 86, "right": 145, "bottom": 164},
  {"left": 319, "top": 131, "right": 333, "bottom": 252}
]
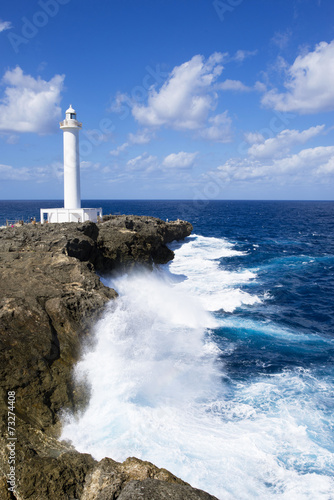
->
[{"left": 0, "top": 216, "right": 219, "bottom": 500}]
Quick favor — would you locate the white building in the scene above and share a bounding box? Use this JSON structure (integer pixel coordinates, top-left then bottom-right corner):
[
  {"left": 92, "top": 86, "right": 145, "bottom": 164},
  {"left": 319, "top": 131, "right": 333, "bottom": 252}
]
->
[{"left": 40, "top": 105, "right": 102, "bottom": 224}]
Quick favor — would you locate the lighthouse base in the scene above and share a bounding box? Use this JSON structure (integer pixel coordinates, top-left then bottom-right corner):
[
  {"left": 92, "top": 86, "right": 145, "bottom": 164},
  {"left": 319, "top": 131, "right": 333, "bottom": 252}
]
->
[{"left": 40, "top": 207, "right": 103, "bottom": 224}]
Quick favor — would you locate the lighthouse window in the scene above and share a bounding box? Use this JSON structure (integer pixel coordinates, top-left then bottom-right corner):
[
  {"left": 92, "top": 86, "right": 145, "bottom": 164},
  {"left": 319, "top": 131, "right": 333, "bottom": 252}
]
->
[{"left": 70, "top": 113, "right": 75, "bottom": 119}]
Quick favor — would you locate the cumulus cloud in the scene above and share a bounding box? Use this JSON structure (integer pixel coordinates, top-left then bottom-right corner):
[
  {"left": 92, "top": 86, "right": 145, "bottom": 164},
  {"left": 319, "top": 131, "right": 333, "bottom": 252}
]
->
[
  {"left": 218, "top": 79, "right": 252, "bottom": 92},
  {"left": 213, "top": 146, "right": 334, "bottom": 184},
  {"left": 128, "top": 128, "right": 153, "bottom": 144},
  {"left": 162, "top": 151, "right": 198, "bottom": 169},
  {"left": 80, "top": 161, "right": 101, "bottom": 171},
  {"left": 110, "top": 142, "right": 129, "bottom": 156},
  {"left": 110, "top": 92, "right": 129, "bottom": 113},
  {"left": 254, "top": 81, "right": 267, "bottom": 92},
  {"left": 132, "top": 53, "right": 225, "bottom": 132},
  {"left": 244, "top": 132, "right": 265, "bottom": 145},
  {"left": 0, "top": 67, "right": 64, "bottom": 133},
  {"left": 248, "top": 125, "right": 325, "bottom": 159},
  {"left": 126, "top": 153, "right": 158, "bottom": 172},
  {"left": 110, "top": 129, "right": 154, "bottom": 156},
  {"left": 207, "top": 122, "right": 334, "bottom": 190},
  {"left": 316, "top": 153, "right": 334, "bottom": 174},
  {"left": 0, "top": 164, "right": 31, "bottom": 181},
  {"left": 197, "top": 111, "right": 233, "bottom": 142},
  {"left": 233, "top": 50, "right": 258, "bottom": 62},
  {"left": 262, "top": 40, "right": 334, "bottom": 113},
  {"left": 0, "top": 20, "right": 12, "bottom": 32},
  {"left": 0, "top": 161, "right": 63, "bottom": 182},
  {"left": 111, "top": 51, "right": 261, "bottom": 142}
]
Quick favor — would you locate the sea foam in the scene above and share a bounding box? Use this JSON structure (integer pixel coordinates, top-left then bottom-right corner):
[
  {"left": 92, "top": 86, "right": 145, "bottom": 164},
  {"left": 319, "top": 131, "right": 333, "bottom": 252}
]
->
[
  {"left": 166, "top": 234, "right": 261, "bottom": 312},
  {"left": 61, "top": 235, "right": 334, "bottom": 499}
]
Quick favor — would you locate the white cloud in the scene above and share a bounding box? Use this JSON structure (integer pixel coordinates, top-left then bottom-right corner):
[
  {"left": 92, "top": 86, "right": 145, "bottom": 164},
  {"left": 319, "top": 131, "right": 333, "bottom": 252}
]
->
[
  {"left": 48, "top": 161, "right": 63, "bottom": 180},
  {"left": 0, "top": 161, "right": 63, "bottom": 182},
  {"left": 197, "top": 111, "right": 232, "bottom": 143},
  {"left": 110, "top": 129, "right": 154, "bottom": 156},
  {"left": 126, "top": 153, "right": 158, "bottom": 172},
  {"left": 316, "top": 154, "right": 334, "bottom": 174},
  {"left": 214, "top": 146, "right": 334, "bottom": 183},
  {"left": 207, "top": 122, "right": 334, "bottom": 191},
  {"left": 286, "top": 146, "right": 334, "bottom": 173},
  {"left": 0, "top": 67, "right": 64, "bottom": 133},
  {"left": 0, "top": 20, "right": 12, "bottom": 32},
  {"left": 0, "top": 164, "right": 31, "bottom": 181},
  {"left": 271, "top": 30, "right": 291, "bottom": 50},
  {"left": 132, "top": 53, "right": 224, "bottom": 131},
  {"left": 110, "top": 142, "right": 129, "bottom": 156},
  {"left": 162, "top": 151, "right": 198, "bottom": 169},
  {"left": 233, "top": 50, "right": 258, "bottom": 62},
  {"left": 219, "top": 79, "right": 252, "bottom": 92},
  {"left": 244, "top": 132, "right": 265, "bottom": 145},
  {"left": 128, "top": 128, "right": 153, "bottom": 144},
  {"left": 80, "top": 161, "right": 101, "bottom": 170},
  {"left": 110, "top": 92, "right": 130, "bottom": 113},
  {"left": 248, "top": 125, "right": 325, "bottom": 159},
  {"left": 111, "top": 51, "right": 261, "bottom": 142},
  {"left": 254, "top": 81, "right": 267, "bottom": 92},
  {"left": 262, "top": 40, "right": 334, "bottom": 113}
]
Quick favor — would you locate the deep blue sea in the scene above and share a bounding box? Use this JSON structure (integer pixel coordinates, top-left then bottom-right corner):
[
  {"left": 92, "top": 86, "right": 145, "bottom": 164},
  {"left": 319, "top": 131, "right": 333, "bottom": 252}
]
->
[{"left": 2, "top": 200, "right": 334, "bottom": 499}]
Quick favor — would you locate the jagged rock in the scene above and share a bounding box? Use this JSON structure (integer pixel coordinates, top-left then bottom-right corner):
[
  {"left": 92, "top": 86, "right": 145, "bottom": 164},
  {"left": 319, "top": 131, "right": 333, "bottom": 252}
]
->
[
  {"left": 0, "top": 216, "right": 193, "bottom": 271},
  {"left": 0, "top": 251, "right": 116, "bottom": 433},
  {"left": 2, "top": 452, "right": 219, "bottom": 500},
  {"left": 0, "top": 216, "right": 219, "bottom": 500},
  {"left": 118, "top": 478, "right": 219, "bottom": 500},
  {"left": 16, "top": 451, "right": 96, "bottom": 500},
  {"left": 81, "top": 457, "right": 219, "bottom": 500},
  {"left": 95, "top": 215, "right": 192, "bottom": 271}
]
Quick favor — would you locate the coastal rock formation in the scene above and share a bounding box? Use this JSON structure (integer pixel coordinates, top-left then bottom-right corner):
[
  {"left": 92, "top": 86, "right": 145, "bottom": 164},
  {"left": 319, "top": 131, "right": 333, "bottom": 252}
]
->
[
  {"left": 96, "top": 215, "right": 191, "bottom": 270},
  {"left": 11, "top": 452, "right": 218, "bottom": 500},
  {"left": 0, "top": 216, "right": 220, "bottom": 500}
]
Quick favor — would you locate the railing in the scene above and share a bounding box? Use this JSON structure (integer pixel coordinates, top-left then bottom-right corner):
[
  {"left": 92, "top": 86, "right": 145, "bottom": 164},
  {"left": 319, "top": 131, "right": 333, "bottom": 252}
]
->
[
  {"left": 6, "top": 218, "right": 36, "bottom": 227},
  {"left": 59, "top": 119, "right": 82, "bottom": 128}
]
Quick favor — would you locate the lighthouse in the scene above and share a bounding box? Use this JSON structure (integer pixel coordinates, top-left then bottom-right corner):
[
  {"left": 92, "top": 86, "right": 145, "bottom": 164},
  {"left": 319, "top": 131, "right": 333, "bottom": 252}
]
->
[
  {"left": 60, "top": 105, "right": 82, "bottom": 210},
  {"left": 40, "top": 105, "right": 102, "bottom": 224}
]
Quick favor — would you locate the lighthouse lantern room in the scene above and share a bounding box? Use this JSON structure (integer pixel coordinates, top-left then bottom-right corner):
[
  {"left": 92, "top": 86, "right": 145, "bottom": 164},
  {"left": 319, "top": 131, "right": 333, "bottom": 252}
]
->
[{"left": 40, "top": 105, "right": 102, "bottom": 224}]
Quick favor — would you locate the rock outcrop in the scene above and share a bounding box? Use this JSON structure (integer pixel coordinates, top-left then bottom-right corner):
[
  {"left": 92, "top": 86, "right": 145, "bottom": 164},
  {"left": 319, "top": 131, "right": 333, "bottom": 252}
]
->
[{"left": 0, "top": 216, "right": 219, "bottom": 500}]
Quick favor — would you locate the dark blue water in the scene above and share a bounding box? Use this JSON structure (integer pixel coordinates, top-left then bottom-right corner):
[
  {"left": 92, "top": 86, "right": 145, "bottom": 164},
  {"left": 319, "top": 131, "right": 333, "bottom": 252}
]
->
[{"left": 2, "top": 200, "right": 334, "bottom": 498}]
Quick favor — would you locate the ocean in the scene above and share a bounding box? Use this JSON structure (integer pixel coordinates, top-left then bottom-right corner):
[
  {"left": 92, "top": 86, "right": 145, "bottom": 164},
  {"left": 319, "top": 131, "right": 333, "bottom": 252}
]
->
[{"left": 2, "top": 200, "right": 334, "bottom": 499}]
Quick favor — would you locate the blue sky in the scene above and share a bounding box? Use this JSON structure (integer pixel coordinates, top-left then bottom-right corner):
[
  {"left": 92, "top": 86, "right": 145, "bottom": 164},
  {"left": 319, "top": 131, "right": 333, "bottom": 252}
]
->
[{"left": 0, "top": 0, "right": 334, "bottom": 200}]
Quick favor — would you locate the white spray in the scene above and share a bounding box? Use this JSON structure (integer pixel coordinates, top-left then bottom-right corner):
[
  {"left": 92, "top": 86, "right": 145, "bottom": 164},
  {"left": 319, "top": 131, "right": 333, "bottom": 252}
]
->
[{"left": 61, "top": 235, "right": 334, "bottom": 499}]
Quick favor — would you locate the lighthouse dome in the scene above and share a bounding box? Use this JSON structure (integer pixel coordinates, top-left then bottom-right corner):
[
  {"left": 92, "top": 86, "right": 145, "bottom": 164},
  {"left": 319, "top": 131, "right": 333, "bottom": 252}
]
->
[{"left": 66, "top": 104, "right": 76, "bottom": 114}]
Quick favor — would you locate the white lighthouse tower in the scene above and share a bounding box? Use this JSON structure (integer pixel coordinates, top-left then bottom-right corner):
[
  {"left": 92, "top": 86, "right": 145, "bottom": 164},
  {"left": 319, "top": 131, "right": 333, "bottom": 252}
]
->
[
  {"left": 61, "top": 105, "right": 81, "bottom": 210},
  {"left": 40, "top": 105, "right": 102, "bottom": 224}
]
